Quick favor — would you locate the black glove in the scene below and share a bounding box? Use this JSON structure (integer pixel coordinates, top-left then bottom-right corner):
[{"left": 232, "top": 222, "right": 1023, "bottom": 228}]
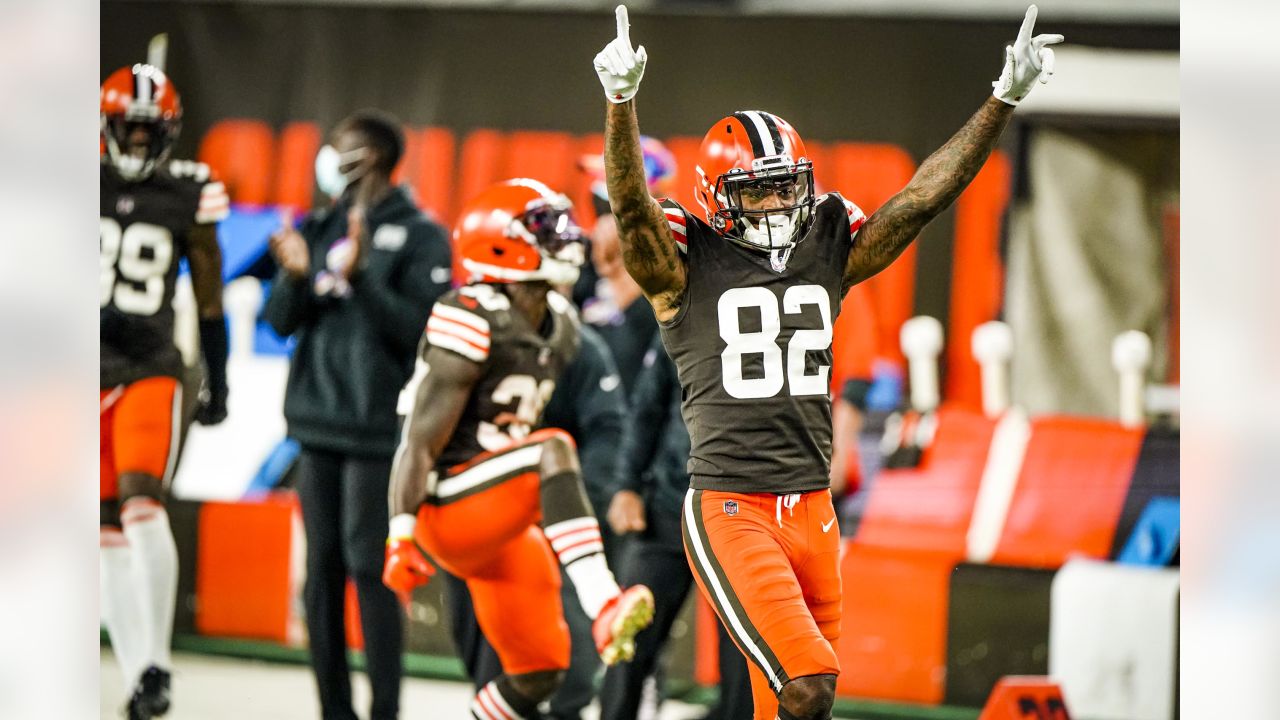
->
[{"left": 196, "top": 316, "right": 229, "bottom": 425}]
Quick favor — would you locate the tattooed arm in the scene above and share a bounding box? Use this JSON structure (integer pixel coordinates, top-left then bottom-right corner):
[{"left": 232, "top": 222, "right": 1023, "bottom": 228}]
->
[
  {"left": 604, "top": 101, "right": 686, "bottom": 322},
  {"left": 843, "top": 96, "right": 1013, "bottom": 294}
]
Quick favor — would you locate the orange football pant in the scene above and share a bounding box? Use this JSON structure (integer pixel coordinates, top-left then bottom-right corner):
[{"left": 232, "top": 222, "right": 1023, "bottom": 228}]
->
[
  {"left": 415, "top": 429, "right": 572, "bottom": 676},
  {"left": 682, "top": 488, "right": 843, "bottom": 720}
]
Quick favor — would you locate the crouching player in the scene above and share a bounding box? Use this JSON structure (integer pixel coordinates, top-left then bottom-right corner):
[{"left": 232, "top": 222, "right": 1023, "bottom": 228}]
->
[{"left": 382, "top": 179, "right": 654, "bottom": 719}]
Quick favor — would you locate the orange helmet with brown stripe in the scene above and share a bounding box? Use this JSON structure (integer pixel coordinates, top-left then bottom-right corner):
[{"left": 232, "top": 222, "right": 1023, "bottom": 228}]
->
[
  {"left": 100, "top": 64, "right": 183, "bottom": 181},
  {"left": 694, "top": 110, "right": 815, "bottom": 256},
  {"left": 454, "top": 179, "right": 586, "bottom": 286}
]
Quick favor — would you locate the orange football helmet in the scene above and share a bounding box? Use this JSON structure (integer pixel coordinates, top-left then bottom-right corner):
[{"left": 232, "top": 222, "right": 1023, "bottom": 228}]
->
[
  {"left": 694, "top": 110, "right": 815, "bottom": 255},
  {"left": 454, "top": 179, "right": 585, "bottom": 285},
  {"left": 100, "top": 64, "right": 183, "bottom": 181}
]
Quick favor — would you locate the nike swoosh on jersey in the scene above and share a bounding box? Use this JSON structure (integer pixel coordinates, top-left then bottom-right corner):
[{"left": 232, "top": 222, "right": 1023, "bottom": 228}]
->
[{"left": 821, "top": 517, "right": 837, "bottom": 533}]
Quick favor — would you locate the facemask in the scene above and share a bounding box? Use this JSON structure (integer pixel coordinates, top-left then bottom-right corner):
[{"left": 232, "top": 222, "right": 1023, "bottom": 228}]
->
[
  {"left": 314, "top": 144, "right": 369, "bottom": 198},
  {"left": 741, "top": 213, "right": 797, "bottom": 251}
]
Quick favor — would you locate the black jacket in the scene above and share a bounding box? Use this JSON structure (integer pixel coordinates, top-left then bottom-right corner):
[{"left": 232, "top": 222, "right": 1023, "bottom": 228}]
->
[
  {"left": 616, "top": 334, "right": 689, "bottom": 549},
  {"left": 264, "top": 186, "right": 452, "bottom": 457},
  {"left": 541, "top": 325, "right": 627, "bottom": 518}
]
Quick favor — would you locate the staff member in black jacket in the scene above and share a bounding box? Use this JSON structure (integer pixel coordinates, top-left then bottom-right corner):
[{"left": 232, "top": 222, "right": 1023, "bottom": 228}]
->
[
  {"left": 603, "top": 336, "right": 751, "bottom": 720},
  {"left": 445, "top": 324, "right": 627, "bottom": 720},
  {"left": 264, "top": 109, "right": 452, "bottom": 720}
]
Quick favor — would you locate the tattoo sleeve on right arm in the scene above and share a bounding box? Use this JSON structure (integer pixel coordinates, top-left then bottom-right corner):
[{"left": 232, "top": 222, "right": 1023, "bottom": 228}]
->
[{"left": 604, "top": 101, "right": 686, "bottom": 313}]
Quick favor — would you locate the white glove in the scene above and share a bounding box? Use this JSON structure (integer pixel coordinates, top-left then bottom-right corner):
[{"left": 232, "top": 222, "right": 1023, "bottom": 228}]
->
[
  {"left": 594, "top": 5, "right": 648, "bottom": 104},
  {"left": 992, "top": 5, "right": 1065, "bottom": 105}
]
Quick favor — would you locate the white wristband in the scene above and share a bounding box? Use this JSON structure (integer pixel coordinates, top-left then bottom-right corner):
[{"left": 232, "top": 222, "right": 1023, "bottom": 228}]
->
[{"left": 389, "top": 513, "right": 417, "bottom": 540}]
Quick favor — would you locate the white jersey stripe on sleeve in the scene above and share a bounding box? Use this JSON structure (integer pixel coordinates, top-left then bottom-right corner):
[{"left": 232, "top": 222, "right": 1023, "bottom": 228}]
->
[
  {"left": 426, "top": 316, "right": 490, "bottom": 349},
  {"left": 432, "top": 303, "right": 490, "bottom": 335},
  {"left": 426, "top": 330, "right": 488, "bottom": 362}
]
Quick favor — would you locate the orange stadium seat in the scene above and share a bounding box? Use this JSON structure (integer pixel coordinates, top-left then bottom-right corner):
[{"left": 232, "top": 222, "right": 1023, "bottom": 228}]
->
[
  {"left": 991, "top": 417, "right": 1144, "bottom": 568},
  {"left": 502, "top": 131, "right": 577, "bottom": 192},
  {"left": 945, "top": 152, "right": 1011, "bottom": 409},
  {"left": 828, "top": 143, "right": 917, "bottom": 367},
  {"left": 662, "top": 135, "right": 703, "bottom": 211},
  {"left": 197, "top": 119, "right": 276, "bottom": 206},
  {"left": 837, "top": 542, "right": 954, "bottom": 704},
  {"left": 571, "top": 133, "right": 604, "bottom": 227},
  {"left": 831, "top": 281, "right": 881, "bottom": 395},
  {"left": 273, "top": 121, "right": 322, "bottom": 213},
  {"left": 399, "top": 127, "right": 457, "bottom": 225},
  {"left": 456, "top": 129, "right": 507, "bottom": 210},
  {"left": 855, "top": 407, "right": 998, "bottom": 555}
]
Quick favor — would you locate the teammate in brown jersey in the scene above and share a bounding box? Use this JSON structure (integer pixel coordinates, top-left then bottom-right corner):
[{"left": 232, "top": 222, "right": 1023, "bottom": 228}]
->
[
  {"left": 99, "top": 63, "right": 230, "bottom": 720},
  {"left": 594, "top": 6, "right": 1063, "bottom": 719},
  {"left": 381, "top": 179, "right": 655, "bottom": 720}
]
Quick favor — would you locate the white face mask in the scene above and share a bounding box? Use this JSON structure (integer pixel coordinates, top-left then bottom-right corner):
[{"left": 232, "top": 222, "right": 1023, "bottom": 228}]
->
[
  {"left": 741, "top": 212, "right": 797, "bottom": 251},
  {"left": 314, "top": 144, "right": 368, "bottom": 198}
]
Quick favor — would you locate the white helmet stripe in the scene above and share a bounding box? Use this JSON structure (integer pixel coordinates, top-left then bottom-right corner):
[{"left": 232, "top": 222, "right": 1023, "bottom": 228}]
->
[{"left": 741, "top": 111, "right": 777, "bottom": 156}]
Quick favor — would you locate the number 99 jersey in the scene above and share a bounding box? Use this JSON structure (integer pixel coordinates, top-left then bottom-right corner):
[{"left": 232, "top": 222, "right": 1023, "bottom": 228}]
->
[
  {"left": 657, "top": 193, "right": 866, "bottom": 494},
  {"left": 100, "top": 159, "right": 229, "bottom": 388},
  {"left": 400, "top": 283, "right": 581, "bottom": 471}
]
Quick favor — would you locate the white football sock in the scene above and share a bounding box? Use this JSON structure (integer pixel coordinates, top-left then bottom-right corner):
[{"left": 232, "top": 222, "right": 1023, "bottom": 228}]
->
[
  {"left": 544, "top": 518, "right": 620, "bottom": 619},
  {"left": 100, "top": 529, "right": 148, "bottom": 691},
  {"left": 564, "top": 553, "right": 621, "bottom": 620},
  {"left": 121, "top": 498, "right": 178, "bottom": 670}
]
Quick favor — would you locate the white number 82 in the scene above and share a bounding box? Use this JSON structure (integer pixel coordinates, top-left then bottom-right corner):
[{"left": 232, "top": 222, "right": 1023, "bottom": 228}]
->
[{"left": 717, "top": 285, "right": 833, "bottom": 399}]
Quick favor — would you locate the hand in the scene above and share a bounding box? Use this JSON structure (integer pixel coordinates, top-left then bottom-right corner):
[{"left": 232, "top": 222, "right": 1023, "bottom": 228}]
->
[
  {"left": 992, "top": 5, "right": 1064, "bottom": 105},
  {"left": 607, "top": 490, "right": 647, "bottom": 535},
  {"left": 594, "top": 5, "right": 647, "bottom": 104},
  {"left": 269, "top": 226, "right": 309, "bottom": 279},
  {"left": 339, "top": 206, "right": 367, "bottom": 280},
  {"left": 194, "top": 387, "right": 228, "bottom": 426},
  {"left": 383, "top": 536, "right": 434, "bottom": 611}
]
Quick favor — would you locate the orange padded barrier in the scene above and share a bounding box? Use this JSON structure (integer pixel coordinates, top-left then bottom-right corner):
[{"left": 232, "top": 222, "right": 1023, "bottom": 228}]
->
[
  {"left": 946, "top": 152, "right": 1011, "bottom": 409},
  {"left": 273, "top": 121, "right": 322, "bottom": 212},
  {"left": 855, "top": 407, "right": 997, "bottom": 555},
  {"left": 978, "top": 676, "right": 1071, "bottom": 720},
  {"left": 693, "top": 594, "right": 721, "bottom": 686},
  {"left": 836, "top": 543, "right": 954, "bottom": 704},
  {"left": 195, "top": 495, "right": 298, "bottom": 642},
  {"left": 828, "top": 143, "right": 917, "bottom": 367},
  {"left": 991, "top": 417, "right": 1143, "bottom": 568},
  {"left": 197, "top": 119, "right": 276, "bottom": 206}
]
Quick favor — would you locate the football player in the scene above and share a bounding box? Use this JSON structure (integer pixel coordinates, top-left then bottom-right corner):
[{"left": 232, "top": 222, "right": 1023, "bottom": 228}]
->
[
  {"left": 594, "top": 5, "right": 1062, "bottom": 720},
  {"left": 100, "top": 63, "right": 230, "bottom": 719},
  {"left": 382, "top": 179, "right": 655, "bottom": 720}
]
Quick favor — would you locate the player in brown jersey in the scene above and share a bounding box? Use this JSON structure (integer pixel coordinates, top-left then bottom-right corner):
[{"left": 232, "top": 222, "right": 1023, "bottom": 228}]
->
[
  {"left": 381, "top": 179, "right": 654, "bottom": 720},
  {"left": 594, "top": 5, "right": 1063, "bottom": 719},
  {"left": 99, "top": 64, "right": 230, "bottom": 719}
]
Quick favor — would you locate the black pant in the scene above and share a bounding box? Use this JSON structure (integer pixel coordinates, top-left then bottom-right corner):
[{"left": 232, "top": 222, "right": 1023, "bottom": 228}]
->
[
  {"left": 600, "top": 538, "right": 753, "bottom": 720},
  {"left": 444, "top": 570, "right": 601, "bottom": 719},
  {"left": 296, "top": 447, "right": 403, "bottom": 720}
]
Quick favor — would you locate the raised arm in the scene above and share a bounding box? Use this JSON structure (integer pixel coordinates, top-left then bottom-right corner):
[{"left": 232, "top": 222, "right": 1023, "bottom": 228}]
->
[
  {"left": 843, "top": 97, "right": 1013, "bottom": 291},
  {"left": 843, "top": 5, "right": 1062, "bottom": 294},
  {"left": 596, "top": 6, "right": 685, "bottom": 321}
]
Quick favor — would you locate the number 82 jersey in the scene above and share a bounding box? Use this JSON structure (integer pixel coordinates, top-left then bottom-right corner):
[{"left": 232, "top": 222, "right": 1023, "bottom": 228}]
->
[
  {"left": 657, "top": 193, "right": 866, "bottom": 494},
  {"left": 100, "top": 159, "right": 229, "bottom": 388}
]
